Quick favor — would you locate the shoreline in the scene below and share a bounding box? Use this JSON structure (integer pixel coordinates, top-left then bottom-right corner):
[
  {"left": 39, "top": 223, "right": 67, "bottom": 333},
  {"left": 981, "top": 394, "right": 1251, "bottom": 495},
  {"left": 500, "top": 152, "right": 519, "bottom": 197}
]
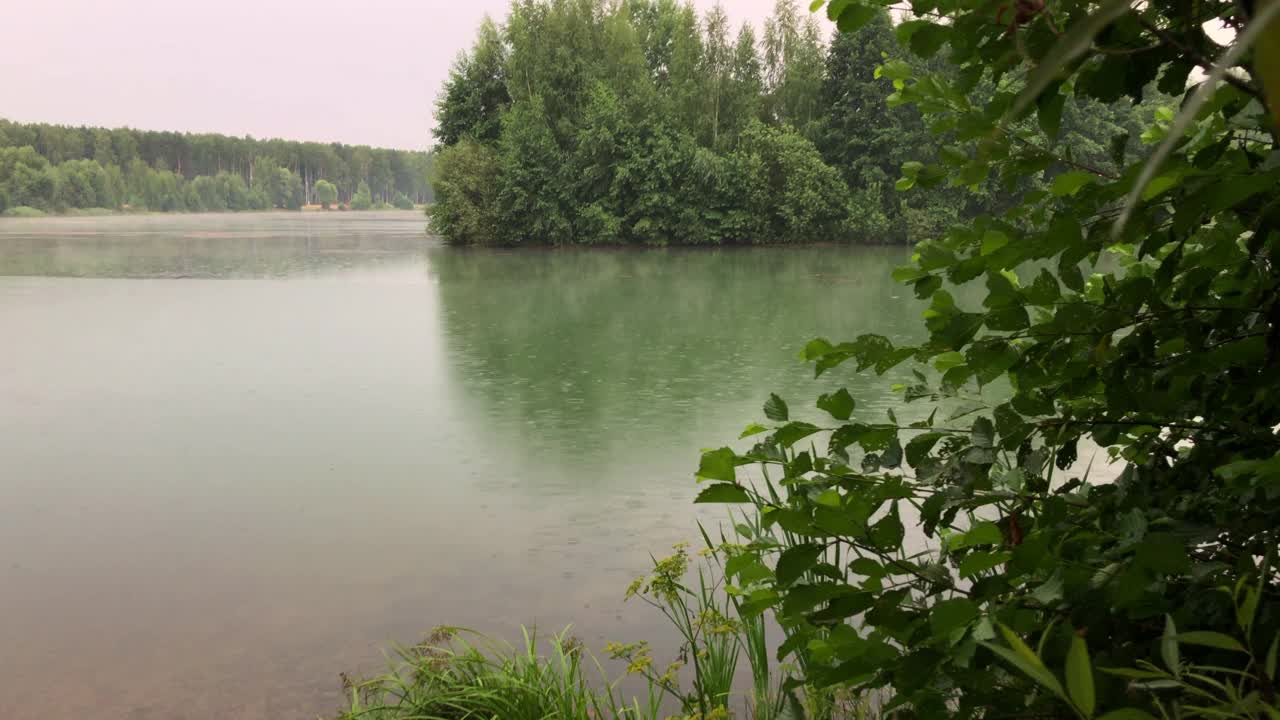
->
[{"left": 0, "top": 205, "right": 427, "bottom": 219}]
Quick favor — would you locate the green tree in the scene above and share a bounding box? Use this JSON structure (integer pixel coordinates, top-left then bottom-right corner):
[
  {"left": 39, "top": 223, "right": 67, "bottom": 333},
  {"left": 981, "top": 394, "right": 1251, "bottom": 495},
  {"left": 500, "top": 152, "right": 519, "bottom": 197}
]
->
[
  {"left": 817, "top": 12, "right": 949, "bottom": 241},
  {"left": 251, "top": 156, "right": 283, "bottom": 207},
  {"left": 350, "top": 180, "right": 373, "bottom": 210},
  {"left": 0, "top": 146, "right": 55, "bottom": 210},
  {"left": 315, "top": 179, "right": 337, "bottom": 209},
  {"left": 187, "top": 174, "right": 226, "bottom": 211},
  {"left": 723, "top": 22, "right": 764, "bottom": 138},
  {"left": 734, "top": 119, "right": 848, "bottom": 242},
  {"left": 762, "top": 0, "right": 825, "bottom": 134},
  {"left": 428, "top": 139, "right": 502, "bottom": 244},
  {"left": 701, "top": 4, "right": 733, "bottom": 148},
  {"left": 435, "top": 17, "right": 510, "bottom": 147},
  {"left": 495, "top": 98, "right": 573, "bottom": 244},
  {"left": 278, "top": 168, "right": 304, "bottom": 210},
  {"left": 216, "top": 172, "right": 250, "bottom": 210},
  {"left": 569, "top": 83, "right": 631, "bottom": 243}
]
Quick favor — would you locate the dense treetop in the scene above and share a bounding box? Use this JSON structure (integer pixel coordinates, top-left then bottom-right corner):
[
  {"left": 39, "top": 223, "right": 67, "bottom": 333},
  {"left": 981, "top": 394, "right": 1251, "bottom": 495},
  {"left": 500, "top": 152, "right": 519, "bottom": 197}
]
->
[{"left": 428, "top": 0, "right": 1165, "bottom": 246}]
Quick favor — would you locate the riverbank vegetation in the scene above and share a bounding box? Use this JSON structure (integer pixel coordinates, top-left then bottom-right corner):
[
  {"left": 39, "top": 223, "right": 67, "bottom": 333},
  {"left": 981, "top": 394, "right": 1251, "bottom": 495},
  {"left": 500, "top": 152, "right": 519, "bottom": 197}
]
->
[
  {"left": 0, "top": 119, "right": 432, "bottom": 215},
  {"left": 346, "top": 0, "right": 1280, "bottom": 716},
  {"left": 429, "top": 0, "right": 1166, "bottom": 246}
]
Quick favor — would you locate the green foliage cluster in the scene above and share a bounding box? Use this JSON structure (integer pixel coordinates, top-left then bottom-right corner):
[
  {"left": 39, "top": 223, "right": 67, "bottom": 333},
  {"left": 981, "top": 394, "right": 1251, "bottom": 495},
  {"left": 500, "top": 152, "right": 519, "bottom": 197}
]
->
[
  {"left": 315, "top": 179, "right": 338, "bottom": 209},
  {"left": 338, "top": 627, "right": 671, "bottom": 720},
  {"left": 351, "top": 180, "right": 374, "bottom": 210},
  {"left": 430, "top": 0, "right": 858, "bottom": 245},
  {"left": 0, "top": 118, "right": 432, "bottom": 214},
  {"left": 429, "top": 0, "right": 1164, "bottom": 246},
  {"left": 684, "top": 0, "right": 1280, "bottom": 717}
]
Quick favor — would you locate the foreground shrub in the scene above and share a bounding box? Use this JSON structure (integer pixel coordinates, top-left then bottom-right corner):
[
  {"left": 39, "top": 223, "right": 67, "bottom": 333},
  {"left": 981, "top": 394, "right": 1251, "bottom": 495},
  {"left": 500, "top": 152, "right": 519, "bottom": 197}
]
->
[{"left": 685, "top": 0, "right": 1280, "bottom": 717}]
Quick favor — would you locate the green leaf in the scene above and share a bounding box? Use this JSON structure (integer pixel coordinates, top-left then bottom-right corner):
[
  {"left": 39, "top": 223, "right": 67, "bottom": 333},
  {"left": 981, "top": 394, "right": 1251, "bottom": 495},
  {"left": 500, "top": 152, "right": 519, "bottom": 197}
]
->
[
  {"left": 933, "top": 351, "right": 966, "bottom": 371},
  {"left": 1031, "top": 573, "right": 1065, "bottom": 605},
  {"left": 849, "top": 557, "right": 883, "bottom": 578},
  {"left": 892, "top": 266, "right": 929, "bottom": 283},
  {"left": 835, "top": 3, "right": 878, "bottom": 32},
  {"left": 1038, "top": 85, "right": 1066, "bottom": 138},
  {"left": 908, "top": 24, "right": 949, "bottom": 58},
  {"left": 930, "top": 598, "right": 980, "bottom": 637},
  {"left": 817, "top": 388, "right": 856, "bottom": 421},
  {"left": 1162, "top": 615, "right": 1180, "bottom": 673},
  {"left": 951, "top": 521, "right": 1003, "bottom": 549},
  {"left": 947, "top": 517, "right": 1003, "bottom": 545},
  {"left": 774, "top": 421, "right": 821, "bottom": 448},
  {"left": 815, "top": 488, "right": 841, "bottom": 507},
  {"left": 971, "top": 417, "right": 995, "bottom": 448},
  {"left": 1141, "top": 171, "right": 1181, "bottom": 201},
  {"left": 1027, "top": 269, "right": 1061, "bottom": 305},
  {"left": 880, "top": 437, "right": 904, "bottom": 469},
  {"left": 740, "top": 422, "right": 769, "bottom": 439},
  {"left": 959, "top": 551, "right": 1012, "bottom": 578},
  {"left": 877, "top": 58, "right": 913, "bottom": 81},
  {"left": 1099, "top": 668, "right": 1169, "bottom": 680},
  {"left": 801, "top": 337, "right": 834, "bottom": 361},
  {"left": 906, "top": 432, "right": 944, "bottom": 467},
  {"left": 985, "top": 626, "right": 1067, "bottom": 701},
  {"left": 981, "top": 230, "right": 1011, "bottom": 256},
  {"left": 697, "top": 447, "right": 737, "bottom": 482},
  {"left": 1238, "top": 586, "right": 1260, "bottom": 635},
  {"left": 724, "top": 552, "right": 763, "bottom": 580},
  {"left": 1051, "top": 170, "right": 1100, "bottom": 196},
  {"left": 1066, "top": 634, "right": 1096, "bottom": 718},
  {"left": 776, "top": 543, "right": 823, "bottom": 586},
  {"left": 1059, "top": 255, "right": 1085, "bottom": 292},
  {"left": 765, "top": 507, "right": 818, "bottom": 535},
  {"left": 695, "top": 483, "right": 751, "bottom": 504},
  {"left": 869, "top": 507, "right": 904, "bottom": 549},
  {"left": 1174, "top": 632, "right": 1248, "bottom": 653},
  {"left": 764, "top": 393, "right": 789, "bottom": 421}
]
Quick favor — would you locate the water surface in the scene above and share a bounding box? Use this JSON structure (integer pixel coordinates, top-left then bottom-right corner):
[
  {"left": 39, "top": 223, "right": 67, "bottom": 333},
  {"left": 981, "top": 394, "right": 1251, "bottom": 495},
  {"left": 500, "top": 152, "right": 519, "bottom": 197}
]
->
[{"left": 0, "top": 212, "right": 925, "bottom": 720}]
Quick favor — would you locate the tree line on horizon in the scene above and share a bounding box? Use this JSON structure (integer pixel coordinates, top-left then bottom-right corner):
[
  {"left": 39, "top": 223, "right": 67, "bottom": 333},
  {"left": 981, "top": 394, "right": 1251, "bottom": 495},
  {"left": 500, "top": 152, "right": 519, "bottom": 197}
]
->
[
  {"left": 429, "top": 0, "right": 1167, "bottom": 246},
  {"left": 0, "top": 118, "right": 433, "bottom": 214}
]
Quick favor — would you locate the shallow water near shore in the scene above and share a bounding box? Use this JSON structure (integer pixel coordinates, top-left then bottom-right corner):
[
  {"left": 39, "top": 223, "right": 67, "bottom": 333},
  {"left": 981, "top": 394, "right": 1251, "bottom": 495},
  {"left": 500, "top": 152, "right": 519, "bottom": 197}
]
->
[{"left": 0, "top": 210, "right": 959, "bottom": 719}]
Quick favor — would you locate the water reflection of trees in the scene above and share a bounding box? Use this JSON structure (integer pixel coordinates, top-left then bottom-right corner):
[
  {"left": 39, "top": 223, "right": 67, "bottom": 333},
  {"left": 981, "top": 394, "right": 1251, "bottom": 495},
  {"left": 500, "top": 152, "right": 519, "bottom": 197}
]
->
[{"left": 427, "top": 246, "right": 929, "bottom": 469}]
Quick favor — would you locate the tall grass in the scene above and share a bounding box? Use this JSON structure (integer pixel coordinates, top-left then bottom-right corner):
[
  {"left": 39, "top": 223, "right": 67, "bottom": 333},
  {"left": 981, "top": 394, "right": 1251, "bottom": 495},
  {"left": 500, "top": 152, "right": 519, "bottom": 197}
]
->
[
  {"left": 338, "top": 626, "right": 663, "bottom": 720},
  {"left": 335, "top": 521, "right": 883, "bottom": 720}
]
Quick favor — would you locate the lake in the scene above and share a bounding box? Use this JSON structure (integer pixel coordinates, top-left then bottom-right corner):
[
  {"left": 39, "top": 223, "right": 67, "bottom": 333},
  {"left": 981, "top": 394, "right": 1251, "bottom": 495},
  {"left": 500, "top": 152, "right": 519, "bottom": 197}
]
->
[{"left": 0, "top": 211, "right": 927, "bottom": 720}]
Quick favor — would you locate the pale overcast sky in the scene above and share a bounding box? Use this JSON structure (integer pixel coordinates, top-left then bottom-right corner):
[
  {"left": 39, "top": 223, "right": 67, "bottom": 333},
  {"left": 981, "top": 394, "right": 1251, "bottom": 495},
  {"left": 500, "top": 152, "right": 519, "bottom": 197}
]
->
[{"left": 0, "top": 0, "right": 788, "bottom": 151}]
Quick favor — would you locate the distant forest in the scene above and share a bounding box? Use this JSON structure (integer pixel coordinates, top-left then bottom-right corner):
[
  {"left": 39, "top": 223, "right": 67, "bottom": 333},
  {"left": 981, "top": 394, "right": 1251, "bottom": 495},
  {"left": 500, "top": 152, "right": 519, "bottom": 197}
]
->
[
  {"left": 0, "top": 118, "right": 434, "bottom": 214},
  {"left": 430, "top": 0, "right": 1167, "bottom": 246}
]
